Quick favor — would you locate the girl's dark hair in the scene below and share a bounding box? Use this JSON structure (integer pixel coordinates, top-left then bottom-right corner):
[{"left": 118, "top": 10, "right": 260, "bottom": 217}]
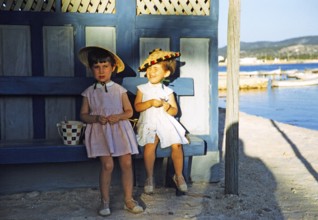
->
[{"left": 87, "top": 48, "right": 116, "bottom": 68}]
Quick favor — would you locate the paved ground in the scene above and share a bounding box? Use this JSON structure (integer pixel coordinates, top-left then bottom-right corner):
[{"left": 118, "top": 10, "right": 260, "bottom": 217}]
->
[
  {"left": 1, "top": 109, "right": 318, "bottom": 219},
  {"left": 238, "top": 111, "right": 318, "bottom": 219}
]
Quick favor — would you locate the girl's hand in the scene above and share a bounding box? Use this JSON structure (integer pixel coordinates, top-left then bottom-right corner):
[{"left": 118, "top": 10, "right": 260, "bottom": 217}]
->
[
  {"left": 162, "top": 101, "right": 171, "bottom": 112},
  {"left": 151, "top": 99, "right": 163, "bottom": 108},
  {"left": 97, "top": 115, "right": 108, "bottom": 125},
  {"left": 106, "top": 114, "right": 121, "bottom": 124}
]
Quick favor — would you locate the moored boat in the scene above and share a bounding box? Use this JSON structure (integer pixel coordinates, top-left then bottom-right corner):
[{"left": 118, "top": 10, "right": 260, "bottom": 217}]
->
[
  {"left": 271, "top": 78, "right": 318, "bottom": 87},
  {"left": 293, "top": 72, "right": 318, "bottom": 80}
]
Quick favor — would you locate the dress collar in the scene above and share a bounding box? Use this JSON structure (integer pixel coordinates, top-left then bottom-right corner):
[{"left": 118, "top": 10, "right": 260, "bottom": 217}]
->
[
  {"left": 94, "top": 81, "right": 114, "bottom": 92},
  {"left": 147, "top": 82, "right": 163, "bottom": 88}
]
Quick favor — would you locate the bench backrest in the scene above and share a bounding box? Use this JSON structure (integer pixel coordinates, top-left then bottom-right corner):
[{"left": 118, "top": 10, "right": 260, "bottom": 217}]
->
[
  {"left": 0, "top": 76, "right": 194, "bottom": 96},
  {"left": 122, "top": 77, "right": 194, "bottom": 96}
]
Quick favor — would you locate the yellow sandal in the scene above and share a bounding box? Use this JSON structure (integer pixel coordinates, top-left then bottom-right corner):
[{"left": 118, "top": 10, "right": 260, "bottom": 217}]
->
[{"left": 124, "top": 199, "right": 144, "bottom": 214}]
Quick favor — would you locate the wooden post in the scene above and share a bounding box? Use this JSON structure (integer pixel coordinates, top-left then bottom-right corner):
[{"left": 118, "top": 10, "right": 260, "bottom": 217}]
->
[{"left": 224, "top": 0, "right": 241, "bottom": 195}]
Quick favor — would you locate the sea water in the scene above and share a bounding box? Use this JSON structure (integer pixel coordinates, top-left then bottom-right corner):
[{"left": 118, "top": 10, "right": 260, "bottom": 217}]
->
[{"left": 218, "top": 63, "right": 318, "bottom": 131}]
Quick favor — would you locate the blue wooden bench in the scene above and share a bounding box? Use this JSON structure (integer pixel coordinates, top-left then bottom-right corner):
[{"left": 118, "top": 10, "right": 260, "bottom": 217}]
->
[{"left": 0, "top": 76, "right": 206, "bottom": 185}]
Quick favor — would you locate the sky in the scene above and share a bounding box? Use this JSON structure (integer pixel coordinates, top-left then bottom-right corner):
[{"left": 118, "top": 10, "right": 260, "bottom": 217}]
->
[{"left": 218, "top": 0, "right": 318, "bottom": 47}]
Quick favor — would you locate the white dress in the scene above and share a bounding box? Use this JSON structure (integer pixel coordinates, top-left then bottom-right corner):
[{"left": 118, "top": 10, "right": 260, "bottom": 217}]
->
[{"left": 136, "top": 82, "right": 189, "bottom": 148}]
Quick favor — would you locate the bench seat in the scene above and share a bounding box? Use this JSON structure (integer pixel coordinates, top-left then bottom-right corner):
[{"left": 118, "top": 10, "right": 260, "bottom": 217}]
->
[
  {"left": 0, "top": 134, "right": 205, "bottom": 164},
  {"left": 0, "top": 140, "right": 90, "bottom": 164}
]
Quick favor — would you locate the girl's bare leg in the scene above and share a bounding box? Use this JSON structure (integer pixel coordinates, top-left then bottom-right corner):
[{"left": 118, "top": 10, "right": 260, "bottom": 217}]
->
[
  {"left": 118, "top": 154, "right": 134, "bottom": 201},
  {"left": 171, "top": 144, "right": 184, "bottom": 176},
  {"left": 118, "top": 154, "right": 144, "bottom": 213},
  {"left": 143, "top": 137, "right": 159, "bottom": 178},
  {"left": 99, "top": 156, "right": 114, "bottom": 202},
  {"left": 143, "top": 136, "right": 159, "bottom": 193},
  {"left": 171, "top": 144, "right": 187, "bottom": 192}
]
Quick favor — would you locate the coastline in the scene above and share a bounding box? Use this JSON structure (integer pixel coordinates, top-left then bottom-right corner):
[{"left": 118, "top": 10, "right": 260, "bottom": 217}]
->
[
  {"left": 218, "top": 59, "right": 318, "bottom": 66},
  {"left": 217, "top": 61, "right": 318, "bottom": 92}
]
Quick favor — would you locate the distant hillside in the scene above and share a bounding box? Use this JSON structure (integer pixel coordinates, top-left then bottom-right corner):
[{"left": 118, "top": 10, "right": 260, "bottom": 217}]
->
[{"left": 218, "top": 36, "right": 318, "bottom": 60}]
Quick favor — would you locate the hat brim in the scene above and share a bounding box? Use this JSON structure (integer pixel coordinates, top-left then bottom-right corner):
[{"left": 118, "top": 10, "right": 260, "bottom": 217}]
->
[
  {"left": 78, "top": 46, "right": 125, "bottom": 73},
  {"left": 138, "top": 49, "right": 180, "bottom": 72}
]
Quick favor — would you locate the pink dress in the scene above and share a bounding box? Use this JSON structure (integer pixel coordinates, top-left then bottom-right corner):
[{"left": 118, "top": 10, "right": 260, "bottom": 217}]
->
[{"left": 81, "top": 81, "right": 139, "bottom": 158}]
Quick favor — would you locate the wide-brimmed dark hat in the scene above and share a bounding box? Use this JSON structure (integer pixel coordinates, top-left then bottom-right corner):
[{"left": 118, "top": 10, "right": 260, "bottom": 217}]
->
[
  {"left": 139, "top": 48, "right": 181, "bottom": 72},
  {"left": 78, "top": 46, "right": 125, "bottom": 73}
]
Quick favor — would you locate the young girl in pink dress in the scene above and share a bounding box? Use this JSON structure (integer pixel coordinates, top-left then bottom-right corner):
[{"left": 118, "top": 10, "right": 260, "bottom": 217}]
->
[
  {"left": 79, "top": 46, "right": 143, "bottom": 216},
  {"left": 134, "top": 48, "right": 189, "bottom": 194}
]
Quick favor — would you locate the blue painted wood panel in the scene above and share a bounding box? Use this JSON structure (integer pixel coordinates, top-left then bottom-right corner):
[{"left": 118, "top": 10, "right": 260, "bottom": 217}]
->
[{"left": 0, "top": 1, "right": 218, "bottom": 143}]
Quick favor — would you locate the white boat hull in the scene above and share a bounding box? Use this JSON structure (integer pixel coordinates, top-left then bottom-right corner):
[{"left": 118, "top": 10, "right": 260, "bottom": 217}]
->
[{"left": 271, "top": 78, "right": 318, "bottom": 87}]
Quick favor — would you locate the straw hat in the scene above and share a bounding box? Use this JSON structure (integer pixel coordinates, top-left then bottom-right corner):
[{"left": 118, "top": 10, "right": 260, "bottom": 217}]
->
[
  {"left": 139, "top": 48, "right": 181, "bottom": 72},
  {"left": 78, "top": 46, "right": 125, "bottom": 73}
]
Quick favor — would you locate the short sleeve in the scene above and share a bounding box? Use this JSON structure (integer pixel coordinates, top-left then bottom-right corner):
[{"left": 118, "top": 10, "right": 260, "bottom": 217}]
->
[
  {"left": 117, "top": 84, "right": 127, "bottom": 94},
  {"left": 163, "top": 84, "right": 173, "bottom": 96},
  {"left": 81, "top": 85, "right": 93, "bottom": 98},
  {"left": 137, "top": 83, "right": 147, "bottom": 94}
]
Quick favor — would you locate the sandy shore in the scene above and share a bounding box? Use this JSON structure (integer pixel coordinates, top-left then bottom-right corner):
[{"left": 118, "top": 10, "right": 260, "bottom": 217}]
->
[{"left": 1, "top": 108, "right": 318, "bottom": 219}]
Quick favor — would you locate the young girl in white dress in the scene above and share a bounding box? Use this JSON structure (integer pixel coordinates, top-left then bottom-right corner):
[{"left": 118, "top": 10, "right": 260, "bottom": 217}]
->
[
  {"left": 79, "top": 46, "right": 143, "bottom": 216},
  {"left": 134, "top": 48, "right": 189, "bottom": 194}
]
